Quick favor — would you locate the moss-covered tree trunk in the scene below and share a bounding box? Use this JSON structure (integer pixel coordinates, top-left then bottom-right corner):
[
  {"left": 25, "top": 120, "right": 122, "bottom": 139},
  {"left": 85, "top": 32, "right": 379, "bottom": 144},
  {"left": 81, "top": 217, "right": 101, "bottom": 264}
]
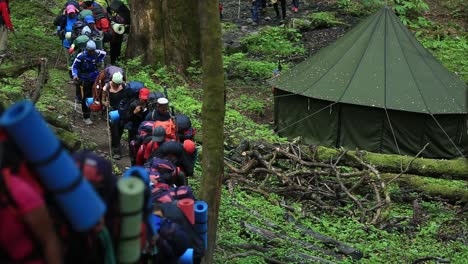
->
[
  {"left": 198, "top": 0, "right": 225, "bottom": 262},
  {"left": 127, "top": 0, "right": 200, "bottom": 71}
]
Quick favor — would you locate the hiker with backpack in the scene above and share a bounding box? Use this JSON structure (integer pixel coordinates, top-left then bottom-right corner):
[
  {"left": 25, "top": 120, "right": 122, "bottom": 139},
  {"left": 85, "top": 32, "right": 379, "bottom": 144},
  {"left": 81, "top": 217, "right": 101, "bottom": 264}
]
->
[
  {"left": 102, "top": 72, "right": 127, "bottom": 159},
  {"left": 0, "top": 0, "right": 13, "bottom": 60},
  {"left": 145, "top": 97, "right": 171, "bottom": 122},
  {"left": 126, "top": 87, "right": 151, "bottom": 163},
  {"left": 149, "top": 140, "right": 194, "bottom": 181},
  {"left": 71, "top": 40, "right": 106, "bottom": 125},
  {"left": 92, "top": 65, "right": 125, "bottom": 109},
  {"left": 108, "top": 0, "right": 131, "bottom": 64},
  {"left": 55, "top": 4, "right": 79, "bottom": 72}
]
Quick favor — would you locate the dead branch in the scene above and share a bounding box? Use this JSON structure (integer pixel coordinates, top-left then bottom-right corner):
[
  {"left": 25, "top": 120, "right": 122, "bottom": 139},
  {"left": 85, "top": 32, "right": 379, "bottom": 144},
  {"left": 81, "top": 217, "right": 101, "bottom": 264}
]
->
[
  {"left": 386, "top": 143, "right": 430, "bottom": 186},
  {"left": 242, "top": 221, "right": 343, "bottom": 260},
  {"left": 412, "top": 256, "right": 450, "bottom": 264},
  {"left": 285, "top": 214, "right": 364, "bottom": 260},
  {"left": 30, "top": 58, "right": 49, "bottom": 104},
  {"left": 0, "top": 59, "right": 43, "bottom": 78}
]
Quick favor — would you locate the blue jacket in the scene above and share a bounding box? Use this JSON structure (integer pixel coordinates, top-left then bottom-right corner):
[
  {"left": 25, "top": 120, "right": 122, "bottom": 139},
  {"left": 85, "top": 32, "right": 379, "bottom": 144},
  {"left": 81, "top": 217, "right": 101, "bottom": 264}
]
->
[
  {"left": 71, "top": 50, "right": 106, "bottom": 81},
  {"left": 59, "top": 15, "right": 77, "bottom": 48}
]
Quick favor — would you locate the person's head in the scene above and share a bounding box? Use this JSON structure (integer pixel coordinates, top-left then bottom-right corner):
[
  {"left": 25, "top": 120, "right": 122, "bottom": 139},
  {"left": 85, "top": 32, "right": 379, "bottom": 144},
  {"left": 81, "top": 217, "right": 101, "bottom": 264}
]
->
[
  {"left": 66, "top": 4, "right": 77, "bottom": 18},
  {"left": 152, "top": 126, "right": 166, "bottom": 143},
  {"left": 111, "top": 72, "right": 124, "bottom": 87},
  {"left": 86, "top": 40, "right": 96, "bottom": 55},
  {"left": 157, "top": 97, "right": 169, "bottom": 115},
  {"left": 83, "top": 1, "right": 95, "bottom": 8},
  {"left": 139, "top": 87, "right": 150, "bottom": 103}
]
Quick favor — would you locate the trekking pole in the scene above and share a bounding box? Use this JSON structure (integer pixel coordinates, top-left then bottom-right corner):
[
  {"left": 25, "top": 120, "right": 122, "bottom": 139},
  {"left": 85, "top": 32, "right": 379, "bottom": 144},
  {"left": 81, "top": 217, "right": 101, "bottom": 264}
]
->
[{"left": 106, "top": 106, "right": 114, "bottom": 167}]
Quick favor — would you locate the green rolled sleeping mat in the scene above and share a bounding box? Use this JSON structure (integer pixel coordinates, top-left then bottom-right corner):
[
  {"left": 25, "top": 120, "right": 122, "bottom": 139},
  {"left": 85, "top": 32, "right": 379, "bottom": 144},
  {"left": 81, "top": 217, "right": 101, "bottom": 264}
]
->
[{"left": 117, "top": 177, "right": 144, "bottom": 263}]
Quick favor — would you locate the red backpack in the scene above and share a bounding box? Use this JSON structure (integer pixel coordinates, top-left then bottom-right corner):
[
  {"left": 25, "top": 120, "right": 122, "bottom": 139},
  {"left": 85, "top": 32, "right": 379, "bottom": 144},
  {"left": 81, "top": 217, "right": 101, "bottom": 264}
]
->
[{"left": 153, "top": 119, "right": 177, "bottom": 141}]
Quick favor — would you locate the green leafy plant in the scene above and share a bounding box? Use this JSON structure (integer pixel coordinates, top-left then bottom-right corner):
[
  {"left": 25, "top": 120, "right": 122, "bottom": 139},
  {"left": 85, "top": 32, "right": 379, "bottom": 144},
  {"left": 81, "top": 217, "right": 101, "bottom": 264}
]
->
[
  {"left": 224, "top": 53, "right": 288, "bottom": 80},
  {"left": 240, "top": 26, "right": 305, "bottom": 59},
  {"left": 308, "top": 12, "right": 347, "bottom": 28}
]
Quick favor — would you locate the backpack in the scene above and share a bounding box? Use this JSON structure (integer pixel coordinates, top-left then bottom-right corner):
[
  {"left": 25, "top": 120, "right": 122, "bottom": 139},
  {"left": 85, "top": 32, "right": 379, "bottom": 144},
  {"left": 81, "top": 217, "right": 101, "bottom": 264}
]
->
[
  {"left": 117, "top": 97, "right": 137, "bottom": 124},
  {"left": 71, "top": 20, "right": 86, "bottom": 40},
  {"left": 157, "top": 202, "right": 205, "bottom": 262},
  {"left": 137, "top": 121, "right": 155, "bottom": 140},
  {"left": 92, "top": 6, "right": 110, "bottom": 32},
  {"left": 125, "top": 81, "right": 145, "bottom": 98},
  {"left": 146, "top": 157, "right": 177, "bottom": 183},
  {"left": 153, "top": 119, "right": 177, "bottom": 141},
  {"left": 117, "top": 81, "right": 144, "bottom": 122}
]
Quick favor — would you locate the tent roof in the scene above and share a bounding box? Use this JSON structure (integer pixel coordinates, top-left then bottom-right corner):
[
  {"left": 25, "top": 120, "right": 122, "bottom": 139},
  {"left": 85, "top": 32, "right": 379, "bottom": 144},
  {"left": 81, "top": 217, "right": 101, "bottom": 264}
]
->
[{"left": 270, "top": 7, "right": 467, "bottom": 114}]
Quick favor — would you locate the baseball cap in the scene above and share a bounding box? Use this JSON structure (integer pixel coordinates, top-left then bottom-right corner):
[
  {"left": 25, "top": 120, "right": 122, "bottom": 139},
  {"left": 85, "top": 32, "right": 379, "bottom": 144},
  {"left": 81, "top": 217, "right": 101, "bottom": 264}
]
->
[
  {"left": 157, "top": 97, "right": 169, "bottom": 105},
  {"left": 66, "top": 4, "right": 78, "bottom": 14},
  {"left": 152, "top": 126, "right": 166, "bottom": 142},
  {"left": 139, "top": 88, "right": 150, "bottom": 100},
  {"left": 84, "top": 15, "right": 95, "bottom": 24},
  {"left": 112, "top": 72, "right": 124, "bottom": 84},
  {"left": 86, "top": 40, "right": 96, "bottom": 50}
]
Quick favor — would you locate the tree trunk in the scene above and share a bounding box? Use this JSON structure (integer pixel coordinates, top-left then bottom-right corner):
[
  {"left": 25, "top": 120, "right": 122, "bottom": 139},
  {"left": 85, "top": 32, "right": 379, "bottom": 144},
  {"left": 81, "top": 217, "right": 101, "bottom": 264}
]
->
[
  {"left": 127, "top": 0, "right": 200, "bottom": 72},
  {"left": 306, "top": 146, "right": 468, "bottom": 180},
  {"left": 198, "top": 0, "right": 225, "bottom": 262}
]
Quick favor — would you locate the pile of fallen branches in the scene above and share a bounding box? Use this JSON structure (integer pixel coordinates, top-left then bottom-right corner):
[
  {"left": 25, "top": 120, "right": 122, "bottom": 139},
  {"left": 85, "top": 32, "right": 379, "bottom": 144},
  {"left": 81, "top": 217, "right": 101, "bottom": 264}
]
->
[{"left": 224, "top": 140, "right": 422, "bottom": 225}]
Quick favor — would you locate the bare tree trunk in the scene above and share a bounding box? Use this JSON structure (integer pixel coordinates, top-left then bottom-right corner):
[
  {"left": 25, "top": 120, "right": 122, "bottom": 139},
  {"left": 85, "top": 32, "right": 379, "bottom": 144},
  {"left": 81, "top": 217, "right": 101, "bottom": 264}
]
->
[
  {"left": 127, "top": 0, "right": 200, "bottom": 71},
  {"left": 198, "top": 0, "right": 225, "bottom": 262}
]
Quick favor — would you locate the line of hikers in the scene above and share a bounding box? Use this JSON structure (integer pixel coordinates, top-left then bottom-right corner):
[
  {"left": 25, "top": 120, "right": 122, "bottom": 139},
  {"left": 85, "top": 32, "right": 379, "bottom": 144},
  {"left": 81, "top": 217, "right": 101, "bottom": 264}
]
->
[{"left": 1, "top": 1, "right": 208, "bottom": 263}]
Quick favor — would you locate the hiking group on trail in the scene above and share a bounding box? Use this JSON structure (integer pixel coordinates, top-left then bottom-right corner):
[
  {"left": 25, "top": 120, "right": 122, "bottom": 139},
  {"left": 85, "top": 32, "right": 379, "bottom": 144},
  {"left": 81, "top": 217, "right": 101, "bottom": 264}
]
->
[{"left": 1, "top": 1, "right": 206, "bottom": 263}]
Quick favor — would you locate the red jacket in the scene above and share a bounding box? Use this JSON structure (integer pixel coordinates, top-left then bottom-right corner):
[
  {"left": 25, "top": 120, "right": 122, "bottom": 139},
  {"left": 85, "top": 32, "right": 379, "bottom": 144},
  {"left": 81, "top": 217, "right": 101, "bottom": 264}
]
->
[{"left": 0, "top": 0, "right": 13, "bottom": 29}]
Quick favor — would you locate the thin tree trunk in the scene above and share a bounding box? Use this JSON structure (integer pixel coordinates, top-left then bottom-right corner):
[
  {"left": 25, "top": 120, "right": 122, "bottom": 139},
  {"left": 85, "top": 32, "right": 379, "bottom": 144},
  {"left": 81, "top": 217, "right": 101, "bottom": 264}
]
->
[{"left": 198, "top": 0, "right": 225, "bottom": 262}]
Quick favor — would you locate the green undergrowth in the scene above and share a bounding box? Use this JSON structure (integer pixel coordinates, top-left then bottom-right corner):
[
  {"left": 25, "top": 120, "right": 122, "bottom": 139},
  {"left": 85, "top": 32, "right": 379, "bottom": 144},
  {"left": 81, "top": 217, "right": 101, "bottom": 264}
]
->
[
  {"left": 224, "top": 53, "right": 287, "bottom": 81},
  {"left": 308, "top": 12, "right": 348, "bottom": 28},
  {"left": 240, "top": 26, "right": 305, "bottom": 59},
  {"left": 419, "top": 35, "right": 467, "bottom": 81},
  {"left": 213, "top": 187, "right": 467, "bottom": 263}
]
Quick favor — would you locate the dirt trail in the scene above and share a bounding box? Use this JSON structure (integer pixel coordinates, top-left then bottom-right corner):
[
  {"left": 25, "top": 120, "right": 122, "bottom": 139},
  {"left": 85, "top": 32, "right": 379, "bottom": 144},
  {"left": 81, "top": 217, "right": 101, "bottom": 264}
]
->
[{"left": 64, "top": 82, "right": 131, "bottom": 170}]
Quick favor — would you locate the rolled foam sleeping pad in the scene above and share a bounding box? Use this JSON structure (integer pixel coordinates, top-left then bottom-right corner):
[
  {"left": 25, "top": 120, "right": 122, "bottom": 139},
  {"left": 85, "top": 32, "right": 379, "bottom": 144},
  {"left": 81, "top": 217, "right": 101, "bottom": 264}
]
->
[
  {"left": 86, "top": 97, "right": 94, "bottom": 107},
  {"left": 177, "top": 248, "right": 193, "bottom": 264},
  {"left": 123, "top": 166, "right": 151, "bottom": 211},
  {"left": 194, "top": 200, "right": 208, "bottom": 249},
  {"left": 117, "top": 177, "right": 144, "bottom": 264},
  {"left": 109, "top": 110, "right": 120, "bottom": 123},
  {"left": 0, "top": 100, "right": 106, "bottom": 231},
  {"left": 93, "top": 36, "right": 103, "bottom": 50},
  {"left": 177, "top": 199, "right": 195, "bottom": 225}
]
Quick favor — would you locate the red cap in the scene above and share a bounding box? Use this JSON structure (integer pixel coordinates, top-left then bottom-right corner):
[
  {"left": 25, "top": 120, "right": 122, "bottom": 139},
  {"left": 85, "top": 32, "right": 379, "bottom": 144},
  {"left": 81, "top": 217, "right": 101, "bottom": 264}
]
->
[{"left": 139, "top": 88, "right": 150, "bottom": 100}]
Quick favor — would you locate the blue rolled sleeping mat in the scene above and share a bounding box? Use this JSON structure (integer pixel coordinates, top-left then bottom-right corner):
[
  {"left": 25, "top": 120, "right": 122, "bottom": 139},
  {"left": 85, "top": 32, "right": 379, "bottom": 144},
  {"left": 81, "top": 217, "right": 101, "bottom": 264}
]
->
[
  {"left": 109, "top": 110, "right": 120, "bottom": 123},
  {"left": 177, "top": 248, "right": 194, "bottom": 264},
  {"left": 194, "top": 200, "right": 208, "bottom": 250},
  {"left": 0, "top": 100, "right": 106, "bottom": 232}
]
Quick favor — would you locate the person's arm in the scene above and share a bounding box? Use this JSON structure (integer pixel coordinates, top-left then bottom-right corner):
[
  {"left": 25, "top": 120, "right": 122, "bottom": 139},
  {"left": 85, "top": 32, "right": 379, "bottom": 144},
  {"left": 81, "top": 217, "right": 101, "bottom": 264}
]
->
[
  {"left": 71, "top": 53, "right": 83, "bottom": 80},
  {"left": 0, "top": 2, "right": 13, "bottom": 30},
  {"left": 23, "top": 207, "right": 63, "bottom": 264},
  {"left": 97, "top": 50, "right": 107, "bottom": 63}
]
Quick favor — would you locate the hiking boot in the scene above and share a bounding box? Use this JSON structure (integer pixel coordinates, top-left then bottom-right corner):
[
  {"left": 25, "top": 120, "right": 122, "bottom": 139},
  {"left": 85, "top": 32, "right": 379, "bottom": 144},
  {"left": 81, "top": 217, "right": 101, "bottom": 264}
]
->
[
  {"left": 83, "top": 118, "right": 93, "bottom": 125},
  {"left": 113, "top": 153, "right": 121, "bottom": 160}
]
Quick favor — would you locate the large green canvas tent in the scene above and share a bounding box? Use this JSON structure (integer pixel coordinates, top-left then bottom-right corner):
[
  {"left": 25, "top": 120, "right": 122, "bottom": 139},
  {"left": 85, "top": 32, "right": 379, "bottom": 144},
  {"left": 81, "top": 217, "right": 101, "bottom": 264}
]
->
[{"left": 271, "top": 7, "right": 467, "bottom": 159}]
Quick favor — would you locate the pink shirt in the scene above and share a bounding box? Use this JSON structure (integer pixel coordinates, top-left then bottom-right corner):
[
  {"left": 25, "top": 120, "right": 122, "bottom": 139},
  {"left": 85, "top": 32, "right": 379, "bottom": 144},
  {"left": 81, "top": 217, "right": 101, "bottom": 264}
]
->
[{"left": 0, "top": 175, "right": 45, "bottom": 264}]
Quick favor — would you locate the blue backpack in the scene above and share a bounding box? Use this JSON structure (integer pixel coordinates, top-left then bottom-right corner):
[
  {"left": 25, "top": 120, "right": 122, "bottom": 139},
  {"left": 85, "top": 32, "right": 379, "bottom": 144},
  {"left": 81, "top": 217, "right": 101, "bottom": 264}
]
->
[{"left": 117, "top": 81, "right": 145, "bottom": 122}]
